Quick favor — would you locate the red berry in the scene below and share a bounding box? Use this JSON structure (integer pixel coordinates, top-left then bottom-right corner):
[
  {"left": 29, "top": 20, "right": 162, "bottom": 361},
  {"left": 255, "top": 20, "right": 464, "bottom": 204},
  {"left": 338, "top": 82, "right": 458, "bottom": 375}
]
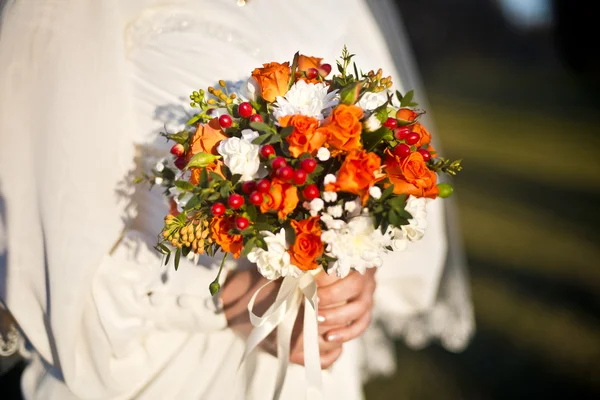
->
[
  {"left": 249, "top": 191, "right": 264, "bottom": 205},
  {"left": 170, "top": 143, "right": 185, "bottom": 157},
  {"left": 405, "top": 132, "right": 421, "bottom": 145},
  {"left": 250, "top": 114, "right": 263, "bottom": 123},
  {"left": 242, "top": 180, "right": 257, "bottom": 194},
  {"left": 174, "top": 157, "right": 187, "bottom": 170},
  {"left": 319, "top": 63, "right": 332, "bottom": 77},
  {"left": 211, "top": 202, "right": 226, "bottom": 216},
  {"left": 218, "top": 114, "right": 232, "bottom": 129},
  {"left": 300, "top": 158, "right": 317, "bottom": 173},
  {"left": 260, "top": 144, "right": 275, "bottom": 158},
  {"left": 257, "top": 179, "right": 271, "bottom": 193},
  {"left": 236, "top": 217, "right": 250, "bottom": 230},
  {"left": 383, "top": 118, "right": 398, "bottom": 129},
  {"left": 303, "top": 184, "right": 320, "bottom": 201},
  {"left": 271, "top": 156, "right": 287, "bottom": 170},
  {"left": 228, "top": 194, "right": 244, "bottom": 209},
  {"left": 418, "top": 149, "right": 432, "bottom": 162},
  {"left": 393, "top": 127, "right": 410, "bottom": 140},
  {"left": 277, "top": 166, "right": 294, "bottom": 181},
  {"left": 293, "top": 169, "right": 307, "bottom": 185},
  {"left": 393, "top": 143, "right": 411, "bottom": 158},
  {"left": 306, "top": 68, "right": 319, "bottom": 80},
  {"left": 238, "top": 102, "right": 253, "bottom": 118}
]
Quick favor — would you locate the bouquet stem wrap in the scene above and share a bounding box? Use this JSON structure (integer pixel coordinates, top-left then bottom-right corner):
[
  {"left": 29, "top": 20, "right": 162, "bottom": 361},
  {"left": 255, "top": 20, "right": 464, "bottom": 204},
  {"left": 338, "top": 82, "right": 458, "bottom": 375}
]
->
[{"left": 239, "top": 271, "right": 322, "bottom": 400}]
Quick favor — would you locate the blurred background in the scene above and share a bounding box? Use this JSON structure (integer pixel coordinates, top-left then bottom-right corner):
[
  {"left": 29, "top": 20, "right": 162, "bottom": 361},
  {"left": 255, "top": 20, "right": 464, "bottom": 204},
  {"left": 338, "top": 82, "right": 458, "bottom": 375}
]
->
[
  {"left": 364, "top": 0, "right": 600, "bottom": 399},
  {"left": 1, "top": 0, "right": 599, "bottom": 398}
]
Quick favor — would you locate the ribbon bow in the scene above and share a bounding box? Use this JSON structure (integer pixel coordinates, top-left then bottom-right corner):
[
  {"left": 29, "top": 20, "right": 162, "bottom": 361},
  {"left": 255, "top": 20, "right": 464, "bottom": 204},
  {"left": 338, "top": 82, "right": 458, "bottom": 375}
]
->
[{"left": 237, "top": 271, "right": 323, "bottom": 400}]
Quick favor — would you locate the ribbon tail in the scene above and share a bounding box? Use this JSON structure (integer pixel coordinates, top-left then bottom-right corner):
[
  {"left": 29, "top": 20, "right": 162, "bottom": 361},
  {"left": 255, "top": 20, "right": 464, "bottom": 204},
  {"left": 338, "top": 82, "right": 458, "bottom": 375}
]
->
[
  {"left": 300, "top": 273, "right": 323, "bottom": 400},
  {"left": 272, "top": 290, "right": 301, "bottom": 400}
]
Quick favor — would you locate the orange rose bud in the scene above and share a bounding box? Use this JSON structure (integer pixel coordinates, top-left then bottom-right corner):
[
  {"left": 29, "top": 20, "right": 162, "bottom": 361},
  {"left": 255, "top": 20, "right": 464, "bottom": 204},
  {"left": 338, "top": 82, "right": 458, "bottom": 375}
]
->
[
  {"left": 188, "top": 118, "right": 227, "bottom": 158},
  {"left": 251, "top": 62, "right": 291, "bottom": 103},
  {"left": 279, "top": 115, "right": 326, "bottom": 158},
  {"left": 189, "top": 159, "right": 224, "bottom": 185},
  {"left": 297, "top": 55, "right": 323, "bottom": 71},
  {"left": 395, "top": 108, "right": 418, "bottom": 123},
  {"left": 210, "top": 215, "right": 244, "bottom": 258},
  {"left": 326, "top": 150, "right": 383, "bottom": 204},
  {"left": 318, "top": 104, "right": 364, "bottom": 154},
  {"left": 259, "top": 178, "right": 299, "bottom": 219},
  {"left": 288, "top": 216, "right": 324, "bottom": 271},
  {"left": 384, "top": 150, "right": 438, "bottom": 199}
]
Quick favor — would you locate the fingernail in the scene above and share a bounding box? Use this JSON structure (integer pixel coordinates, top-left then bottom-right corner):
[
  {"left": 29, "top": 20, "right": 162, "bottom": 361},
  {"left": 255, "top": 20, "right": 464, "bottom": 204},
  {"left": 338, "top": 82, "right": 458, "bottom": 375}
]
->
[
  {"left": 327, "top": 334, "right": 340, "bottom": 342},
  {"left": 317, "top": 315, "right": 326, "bottom": 323},
  {"left": 316, "top": 297, "right": 321, "bottom": 304}
]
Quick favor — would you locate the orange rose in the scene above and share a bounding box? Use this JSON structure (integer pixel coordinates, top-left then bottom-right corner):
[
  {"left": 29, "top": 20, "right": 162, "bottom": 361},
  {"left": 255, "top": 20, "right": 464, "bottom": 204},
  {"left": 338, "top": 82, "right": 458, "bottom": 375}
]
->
[
  {"left": 189, "top": 160, "right": 224, "bottom": 185},
  {"left": 297, "top": 55, "right": 322, "bottom": 71},
  {"left": 188, "top": 118, "right": 227, "bottom": 157},
  {"left": 318, "top": 104, "right": 363, "bottom": 153},
  {"left": 279, "top": 115, "right": 326, "bottom": 158},
  {"left": 210, "top": 215, "right": 244, "bottom": 258},
  {"left": 259, "top": 178, "right": 299, "bottom": 219},
  {"left": 326, "top": 150, "right": 383, "bottom": 204},
  {"left": 288, "top": 216, "right": 324, "bottom": 271},
  {"left": 410, "top": 122, "right": 432, "bottom": 148},
  {"left": 384, "top": 150, "right": 438, "bottom": 198},
  {"left": 251, "top": 62, "right": 291, "bottom": 102}
]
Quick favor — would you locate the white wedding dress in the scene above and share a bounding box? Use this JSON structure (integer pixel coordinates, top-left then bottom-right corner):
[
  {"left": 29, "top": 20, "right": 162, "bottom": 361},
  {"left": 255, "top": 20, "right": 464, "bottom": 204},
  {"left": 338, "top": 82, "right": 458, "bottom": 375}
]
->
[{"left": 0, "top": 1, "right": 474, "bottom": 399}]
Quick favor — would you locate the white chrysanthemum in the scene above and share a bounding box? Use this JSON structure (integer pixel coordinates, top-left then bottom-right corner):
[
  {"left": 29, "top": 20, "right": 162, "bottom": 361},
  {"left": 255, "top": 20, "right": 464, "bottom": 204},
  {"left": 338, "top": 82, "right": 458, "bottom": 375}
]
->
[
  {"left": 273, "top": 81, "right": 338, "bottom": 121},
  {"left": 358, "top": 91, "right": 388, "bottom": 111},
  {"left": 322, "top": 215, "right": 391, "bottom": 277},
  {"left": 369, "top": 186, "right": 382, "bottom": 199},
  {"left": 317, "top": 147, "right": 331, "bottom": 161},
  {"left": 247, "top": 229, "right": 301, "bottom": 280},
  {"left": 217, "top": 129, "right": 262, "bottom": 181},
  {"left": 322, "top": 191, "right": 337, "bottom": 203},
  {"left": 363, "top": 114, "right": 382, "bottom": 132}
]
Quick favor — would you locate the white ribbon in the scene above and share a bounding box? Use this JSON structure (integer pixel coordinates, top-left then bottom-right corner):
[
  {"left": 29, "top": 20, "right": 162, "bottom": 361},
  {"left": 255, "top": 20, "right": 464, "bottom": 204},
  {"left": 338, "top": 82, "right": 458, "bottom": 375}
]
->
[{"left": 238, "top": 271, "right": 323, "bottom": 400}]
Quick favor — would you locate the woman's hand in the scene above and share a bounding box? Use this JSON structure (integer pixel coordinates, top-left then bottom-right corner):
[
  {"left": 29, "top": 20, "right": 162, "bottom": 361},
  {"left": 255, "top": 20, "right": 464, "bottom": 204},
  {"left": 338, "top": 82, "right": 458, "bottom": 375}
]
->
[
  {"left": 315, "top": 269, "right": 377, "bottom": 344},
  {"left": 220, "top": 268, "right": 343, "bottom": 368}
]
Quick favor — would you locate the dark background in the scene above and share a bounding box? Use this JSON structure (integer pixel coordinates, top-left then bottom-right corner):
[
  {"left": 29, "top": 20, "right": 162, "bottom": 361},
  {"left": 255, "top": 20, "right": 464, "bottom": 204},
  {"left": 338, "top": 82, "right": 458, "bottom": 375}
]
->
[{"left": 2, "top": 0, "right": 599, "bottom": 398}]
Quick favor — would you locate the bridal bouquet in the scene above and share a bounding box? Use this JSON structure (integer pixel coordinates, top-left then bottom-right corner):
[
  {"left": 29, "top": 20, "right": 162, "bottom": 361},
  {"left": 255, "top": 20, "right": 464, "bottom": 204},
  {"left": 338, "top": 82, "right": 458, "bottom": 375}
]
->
[{"left": 138, "top": 48, "right": 461, "bottom": 397}]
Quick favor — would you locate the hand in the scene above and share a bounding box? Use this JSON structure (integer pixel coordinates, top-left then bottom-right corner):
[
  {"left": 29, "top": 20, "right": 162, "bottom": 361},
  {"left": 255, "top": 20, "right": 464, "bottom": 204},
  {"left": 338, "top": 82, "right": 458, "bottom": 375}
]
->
[
  {"left": 315, "top": 269, "right": 377, "bottom": 344},
  {"left": 220, "top": 268, "right": 343, "bottom": 368}
]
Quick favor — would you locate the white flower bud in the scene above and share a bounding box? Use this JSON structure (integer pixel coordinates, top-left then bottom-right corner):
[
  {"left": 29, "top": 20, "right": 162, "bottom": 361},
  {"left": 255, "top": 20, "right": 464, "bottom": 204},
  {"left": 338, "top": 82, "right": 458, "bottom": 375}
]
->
[
  {"left": 155, "top": 161, "right": 165, "bottom": 172},
  {"left": 324, "top": 174, "right": 337, "bottom": 185},
  {"left": 317, "top": 147, "right": 331, "bottom": 161},
  {"left": 322, "top": 191, "right": 338, "bottom": 203},
  {"left": 369, "top": 186, "right": 382, "bottom": 199},
  {"left": 327, "top": 205, "right": 343, "bottom": 218},
  {"left": 344, "top": 201, "right": 357, "bottom": 213},
  {"left": 310, "top": 198, "right": 324, "bottom": 213},
  {"left": 154, "top": 177, "right": 164, "bottom": 185}
]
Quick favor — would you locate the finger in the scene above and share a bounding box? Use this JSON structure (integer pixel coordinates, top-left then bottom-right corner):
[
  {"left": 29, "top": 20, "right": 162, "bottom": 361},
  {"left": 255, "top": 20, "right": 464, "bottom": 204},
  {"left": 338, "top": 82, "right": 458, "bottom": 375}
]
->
[
  {"left": 317, "top": 295, "right": 372, "bottom": 326},
  {"left": 317, "top": 272, "right": 364, "bottom": 307},
  {"left": 320, "top": 346, "right": 343, "bottom": 369},
  {"left": 324, "top": 311, "right": 372, "bottom": 343},
  {"left": 289, "top": 340, "right": 342, "bottom": 366},
  {"left": 315, "top": 270, "right": 339, "bottom": 287}
]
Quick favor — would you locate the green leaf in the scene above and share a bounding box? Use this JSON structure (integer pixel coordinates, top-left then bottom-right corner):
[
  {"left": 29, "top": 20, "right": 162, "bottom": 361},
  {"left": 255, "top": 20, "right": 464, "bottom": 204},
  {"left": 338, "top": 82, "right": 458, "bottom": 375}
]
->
[
  {"left": 221, "top": 165, "right": 232, "bottom": 179},
  {"left": 395, "top": 90, "right": 403, "bottom": 102},
  {"left": 199, "top": 168, "right": 209, "bottom": 188},
  {"left": 249, "top": 121, "right": 273, "bottom": 133},
  {"left": 400, "top": 90, "right": 414, "bottom": 108},
  {"left": 164, "top": 251, "right": 171, "bottom": 266},
  {"left": 240, "top": 227, "right": 255, "bottom": 236},
  {"left": 230, "top": 174, "right": 242, "bottom": 186},
  {"left": 374, "top": 104, "right": 389, "bottom": 123},
  {"left": 284, "top": 223, "right": 296, "bottom": 245},
  {"left": 240, "top": 237, "right": 257, "bottom": 258},
  {"left": 219, "top": 183, "right": 230, "bottom": 198},
  {"left": 380, "top": 185, "right": 395, "bottom": 201},
  {"left": 251, "top": 134, "right": 272, "bottom": 145},
  {"left": 184, "top": 195, "right": 201, "bottom": 211},
  {"left": 267, "top": 134, "right": 282, "bottom": 144},
  {"left": 186, "top": 152, "right": 220, "bottom": 170},
  {"left": 209, "top": 172, "right": 224, "bottom": 182},
  {"left": 257, "top": 236, "right": 268, "bottom": 251},
  {"left": 389, "top": 210, "right": 401, "bottom": 227},
  {"left": 164, "top": 130, "right": 191, "bottom": 144},
  {"left": 246, "top": 205, "right": 258, "bottom": 221},
  {"left": 387, "top": 194, "right": 407, "bottom": 210},
  {"left": 362, "top": 126, "right": 389, "bottom": 151},
  {"left": 182, "top": 246, "right": 191, "bottom": 257},
  {"left": 174, "top": 180, "right": 194, "bottom": 191},
  {"left": 279, "top": 126, "right": 294, "bottom": 139},
  {"left": 174, "top": 248, "right": 181, "bottom": 271}
]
